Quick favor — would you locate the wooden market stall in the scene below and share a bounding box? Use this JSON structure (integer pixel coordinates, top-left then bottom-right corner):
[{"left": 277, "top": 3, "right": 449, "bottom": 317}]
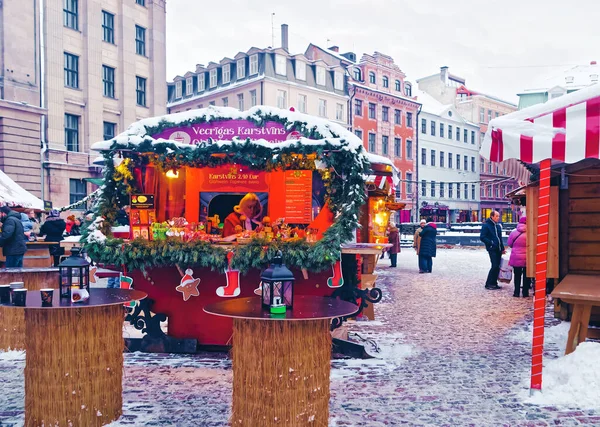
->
[{"left": 87, "top": 106, "right": 385, "bottom": 351}]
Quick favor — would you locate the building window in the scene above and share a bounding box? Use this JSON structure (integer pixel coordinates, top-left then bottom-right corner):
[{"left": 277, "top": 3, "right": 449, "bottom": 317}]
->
[
  {"left": 406, "top": 140, "right": 412, "bottom": 160},
  {"left": 222, "top": 97, "right": 229, "bottom": 107},
  {"left": 136, "top": 0, "right": 145, "bottom": 5},
  {"left": 64, "top": 114, "right": 79, "bottom": 151},
  {"left": 222, "top": 64, "right": 231, "bottom": 84},
  {"left": 495, "top": 186, "right": 499, "bottom": 198},
  {"left": 103, "top": 122, "right": 116, "bottom": 140},
  {"left": 368, "top": 103, "right": 376, "bottom": 119},
  {"left": 102, "top": 65, "right": 115, "bottom": 98},
  {"left": 464, "top": 184, "right": 469, "bottom": 200},
  {"left": 394, "top": 109, "right": 401, "bottom": 125},
  {"left": 421, "top": 148, "right": 426, "bottom": 166},
  {"left": 431, "top": 120, "right": 436, "bottom": 136},
  {"left": 382, "top": 136, "right": 389, "bottom": 155},
  {"left": 355, "top": 100, "right": 363, "bottom": 116},
  {"left": 406, "top": 112, "right": 413, "bottom": 127},
  {"left": 472, "top": 184, "right": 476, "bottom": 200},
  {"left": 448, "top": 124, "right": 453, "bottom": 140},
  {"left": 440, "top": 123, "right": 445, "bottom": 138},
  {"left": 456, "top": 126, "right": 460, "bottom": 141},
  {"left": 336, "top": 103, "right": 344, "bottom": 121},
  {"left": 135, "top": 25, "right": 146, "bottom": 56},
  {"left": 369, "top": 71, "right": 376, "bottom": 84},
  {"left": 395, "top": 80, "right": 401, "bottom": 91},
  {"left": 237, "top": 94, "right": 244, "bottom": 110},
  {"left": 488, "top": 110, "right": 492, "bottom": 122},
  {"left": 440, "top": 182, "right": 445, "bottom": 198},
  {"left": 496, "top": 112, "right": 500, "bottom": 118},
  {"left": 405, "top": 83, "right": 412, "bottom": 97},
  {"left": 382, "top": 106, "right": 389, "bottom": 122},
  {"left": 250, "top": 90, "right": 257, "bottom": 107},
  {"left": 209, "top": 69, "right": 217, "bottom": 88},
  {"left": 394, "top": 138, "right": 401, "bottom": 157},
  {"left": 456, "top": 154, "right": 461, "bottom": 170},
  {"left": 198, "top": 74, "right": 205, "bottom": 91},
  {"left": 296, "top": 61, "right": 306, "bottom": 80},
  {"left": 237, "top": 58, "right": 245, "bottom": 79},
  {"left": 487, "top": 185, "right": 492, "bottom": 197},
  {"left": 298, "top": 94, "right": 307, "bottom": 113},
  {"left": 353, "top": 67, "right": 361, "bottom": 81},
  {"left": 481, "top": 185, "right": 485, "bottom": 198},
  {"left": 334, "top": 72, "right": 344, "bottom": 90},
  {"left": 464, "top": 129, "right": 468, "bottom": 143},
  {"left": 249, "top": 54, "right": 259, "bottom": 75},
  {"left": 480, "top": 107, "right": 485, "bottom": 123},
  {"left": 440, "top": 151, "right": 445, "bottom": 167},
  {"left": 186, "top": 77, "right": 193, "bottom": 95},
  {"left": 316, "top": 67, "right": 326, "bottom": 86},
  {"left": 449, "top": 183, "right": 453, "bottom": 198},
  {"left": 431, "top": 149, "right": 436, "bottom": 166},
  {"left": 448, "top": 152, "right": 453, "bottom": 168},
  {"left": 318, "top": 99, "right": 327, "bottom": 117},
  {"left": 368, "top": 133, "right": 376, "bottom": 152},
  {"left": 480, "top": 158, "right": 484, "bottom": 172},
  {"left": 355, "top": 129, "right": 363, "bottom": 140},
  {"left": 102, "top": 11, "right": 114, "bottom": 44},
  {"left": 136, "top": 76, "right": 147, "bottom": 107},
  {"left": 421, "top": 180, "right": 426, "bottom": 197},
  {"left": 175, "top": 81, "right": 182, "bottom": 98},
  {"left": 457, "top": 184, "right": 461, "bottom": 199},
  {"left": 431, "top": 181, "right": 436, "bottom": 197},
  {"left": 471, "top": 157, "right": 475, "bottom": 172},
  {"left": 488, "top": 162, "right": 493, "bottom": 173},
  {"left": 406, "top": 172, "right": 413, "bottom": 194},
  {"left": 382, "top": 76, "right": 389, "bottom": 88},
  {"left": 275, "top": 54, "right": 286, "bottom": 76},
  {"left": 209, "top": 101, "right": 215, "bottom": 106},
  {"left": 64, "top": 52, "right": 79, "bottom": 89},
  {"left": 471, "top": 131, "right": 476, "bottom": 145},
  {"left": 64, "top": 0, "right": 78, "bottom": 30},
  {"left": 69, "top": 179, "right": 87, "bottom": 206},
  {"left": 464, "top": 156, "right": 468, "bottom": 171},
  {"left": 421, "top": 118, "right": 427, "bottom": 134}
]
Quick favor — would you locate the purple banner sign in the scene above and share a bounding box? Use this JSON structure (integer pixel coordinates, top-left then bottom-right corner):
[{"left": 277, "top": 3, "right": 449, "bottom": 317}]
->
[{"left": 152, "top": 120, "right": 302, "bottom": 145}]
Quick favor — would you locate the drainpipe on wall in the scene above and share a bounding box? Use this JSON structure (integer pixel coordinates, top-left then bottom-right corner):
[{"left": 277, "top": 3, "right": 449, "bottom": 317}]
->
[
  {"left": 39, "top": 0, "right": 48, "bottom": 203},
  {"left": 415, "top": 104, "right": 422, "bottom": 222},
  {"left": 348, "top": 84, "right": 355, "bottom": 131}
]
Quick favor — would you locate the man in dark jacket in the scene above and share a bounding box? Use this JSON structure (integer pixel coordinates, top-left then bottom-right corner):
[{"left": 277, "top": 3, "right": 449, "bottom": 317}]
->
[
  {"left": 40, "top": 209, "right": 67, "bottom": 266},
  {"left": 480, "top": 211, "right": 506, "bottom": 290},
  {"left": 419, "top": 218, "right": 437, "bottom": 273},
  {"left": 0, "top": 206, "right": 28, "bottom": 268}
]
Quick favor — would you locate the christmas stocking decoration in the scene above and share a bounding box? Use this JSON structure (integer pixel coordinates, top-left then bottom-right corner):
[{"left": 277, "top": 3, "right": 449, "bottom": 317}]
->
[
  {"left": 216, "top": 252, "right": 241, "bottom": 297},
  {"left": 327, "top": 258, "right": 344, "bottom": 288},
  {"left": 120, "top": 274, "right": 134, "bottom": 289},
  {"left": 176, "top": 269, "right": 201, "bottom": 301}
]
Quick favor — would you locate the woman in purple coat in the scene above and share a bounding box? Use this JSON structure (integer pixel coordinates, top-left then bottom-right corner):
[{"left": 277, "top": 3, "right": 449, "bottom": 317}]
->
[{"left": 507, "top": 216, "right": 530, "bottom": 297}]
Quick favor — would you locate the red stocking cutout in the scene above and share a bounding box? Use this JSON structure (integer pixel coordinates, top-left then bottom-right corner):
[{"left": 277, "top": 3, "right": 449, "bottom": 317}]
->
[
  {"left": 216, "top": 252, "right": 241, "bottom": 297},
  {"left": 327, "top": 259, "right": 344, "bottom": 288}
]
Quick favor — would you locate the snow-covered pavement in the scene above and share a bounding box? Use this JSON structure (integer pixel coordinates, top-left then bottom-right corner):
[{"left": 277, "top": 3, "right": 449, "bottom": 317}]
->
[{"left": 1, "top": 248, "right": 599, "bottom": 426}]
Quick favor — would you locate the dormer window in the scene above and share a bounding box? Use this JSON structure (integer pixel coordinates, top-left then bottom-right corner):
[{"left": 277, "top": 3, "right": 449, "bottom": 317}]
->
[
  {"left": 198, "top": 73, "right": 205, "bottom": 91},
  {"left": 222, "top": 64, "right": 231, "bottom": 84},
  {"left": 316, "top": 66, "right": 326, "bottom": 86},
  {"left": 275, "top": 54, "right": 286, "bottom": 76},
  {"left": 334, "top": 71, "right": 343, "bottom": 91},
  {"left": 353, "top": 67, "right": 361, "bottom": 81},
  {"left": 237, "top": 58, "right": 245, "bottom": 79},
  {"left": 175, "top": 81, "right": 182, "bottom": 98},
  {"left": 186, "top": 77, "right": 193, "bottom": 95},
  {"left": 209, "top": 69, "right": 217, "bottom": 88},
  {"left": 296, "top": 60, "right": 306, "bottom": 80},
  {"left": 249, "top": 54, "right": 259, "bottom": 75},
  {"left": 369, "top": 71, "right": 376, "bottom": 84},
  {"left": 565, "top": 76, "right": 574, "bottom": 84},
  {"left": 405, "top": 83, "right": 412, "bottom": 97}
]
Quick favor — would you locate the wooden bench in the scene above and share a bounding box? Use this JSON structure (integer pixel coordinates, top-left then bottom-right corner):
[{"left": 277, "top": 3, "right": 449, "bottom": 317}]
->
[{"left": 551, "top": 274, "right": 600, "bottom": 355}]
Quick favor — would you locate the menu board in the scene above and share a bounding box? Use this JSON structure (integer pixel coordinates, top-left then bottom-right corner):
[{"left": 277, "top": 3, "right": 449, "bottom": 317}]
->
[{"left": 284, "top": 170, "right": 312, "bottom": 224}]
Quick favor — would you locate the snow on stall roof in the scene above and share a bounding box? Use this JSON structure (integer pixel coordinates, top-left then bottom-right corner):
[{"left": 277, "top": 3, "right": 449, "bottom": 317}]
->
[{"left": 0, "top": 169, "right": 44, "bottom": 210}]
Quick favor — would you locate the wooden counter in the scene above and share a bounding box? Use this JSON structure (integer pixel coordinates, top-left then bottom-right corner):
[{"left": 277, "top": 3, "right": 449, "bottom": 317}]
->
[{"left": 0, "top": 241, "right": 53, "bottom": 268}]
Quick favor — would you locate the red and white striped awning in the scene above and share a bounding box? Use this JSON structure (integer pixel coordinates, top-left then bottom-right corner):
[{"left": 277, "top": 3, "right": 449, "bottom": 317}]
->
[
  {"left": 366, "top": 175, "right": 394, "bottom": 191},
  {"left": 481, "top": 84, "right": 600, "bottom": 164}
]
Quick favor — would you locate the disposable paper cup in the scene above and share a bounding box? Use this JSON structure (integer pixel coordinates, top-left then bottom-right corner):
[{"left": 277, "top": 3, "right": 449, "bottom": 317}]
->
[
  {"left": 0, "top": 285, "right": 10, "bottom": 304},
  {"left": 40, "top": 288, "right": 54, "bottom": 306},
  {"left": 9, "top": 282, "right": 24, "bottom": 303},
  {"left": 12, "top": 288, "right": 27, "bottom": 306}
]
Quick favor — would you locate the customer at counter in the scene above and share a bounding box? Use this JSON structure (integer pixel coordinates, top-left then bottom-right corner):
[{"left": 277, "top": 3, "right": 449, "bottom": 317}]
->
[
  {"left": 0, "top": 206, "right": 28, "bottom": 267},
  {"left": 40, "top": 209, "right": 66, "bottom": 267}
]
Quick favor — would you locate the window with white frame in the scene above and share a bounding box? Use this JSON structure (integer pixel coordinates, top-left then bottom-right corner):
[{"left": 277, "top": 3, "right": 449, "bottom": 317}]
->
[
  {"left": 368, "top": 133, "right": 376, "bottom": 152},
  {"left": 250, "top": 90, "right": 257, "bottom": 107},
  {"left": 440, "top": 182, "right": 445, "bottom": 198},
  {"left": 383, "top": 76, "right": 389, "bottom": 88},
  {"left": 275, "top": 55, "right": 286, "bottom": 76},
  {"left": 406, "top": 172, "right": 413, "bottom": 194},
  {"left": 175, "top": 81, "right": 182, "bottom": 98},
  {"left": 237, "top": 94, "right": 244, "bottom": 110},
  {"left": 382, "top": 135, "right": 389, "bottom": 155},
  {"left": 198, "top": 74, "right": 205, "bottom": 91},
  {"left": 394, "top": 138, "right": 401, "bottom": 157},
  {"left": 209, "top": 69, "right": 217, "bottom": 88},
  {"left": 449, "top": 183, "right": 453, "bottom": 198},
  {"left": 318, "top": 99, "right": 327, "bottom": 117},
  {"left": 222, "top": 97, "right": 228, "bottom": 107},
  {"left": 237, "top": 59, "right": 245, "bottom": 79},
  {"left": 186, "top": 77, "right": 193, "bottom": 95},
  {"left": 369, "top": 72, "right": 376, "bottom": 84},
  {"left": 336, "top": 103, "right": 344, "bottom": 121},
  {"left": 395, "top": 80, "right": 401, "bottom": 92},
  {"left": 249, "top": 54, "right": 259, "bottom": 75},
  {"left": 316, "top": 67, "right": 326, "bottom": 86},
  {"left": 298, "top": 94, "right": 307, "bottom": 113},
  {"left": 405, "top": 83, "right": 412, "bottom": 97},
  {"left": 222, "top": 64, "right": 231, "bottom": 84},
  {"left": 277, "top": 90, "right": 287, "bottom": 109},
  {"left": 296, "top": 61, "right": 306, "bottom": 80},
  {"left": 480, "top": 107, "right": 485, "bottom": 123},
  {"left": 334, "top": 72, "right": 343, "bottom": 91},
  {"left": 421, "top": 180, "right": 426, "bottom": 197}
]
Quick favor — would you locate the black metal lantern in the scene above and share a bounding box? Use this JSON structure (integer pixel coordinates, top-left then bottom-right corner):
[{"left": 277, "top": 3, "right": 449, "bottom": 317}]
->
[
  {"left": 260, "top": 251, "right": 295, "bottom": 309},
  {"left": 58, "top": 247, "right": 90, "bottom": 298}
]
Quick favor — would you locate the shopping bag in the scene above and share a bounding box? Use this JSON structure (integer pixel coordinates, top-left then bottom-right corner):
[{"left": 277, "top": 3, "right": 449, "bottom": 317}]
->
[{"left": 498, "top": 257, "right": 513, "bottom": 283}]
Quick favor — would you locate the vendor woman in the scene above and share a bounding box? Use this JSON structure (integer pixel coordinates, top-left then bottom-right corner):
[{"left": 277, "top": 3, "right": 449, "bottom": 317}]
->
[{"left": 223, "top": 193, "right": 263, "bottom": 237}]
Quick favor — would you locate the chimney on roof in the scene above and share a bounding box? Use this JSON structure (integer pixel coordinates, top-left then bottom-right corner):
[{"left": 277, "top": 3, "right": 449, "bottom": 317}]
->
[
  {"left": 440, "top": 66, "right": 449, "bottom": 85},
  {"left": 281, "top": 24, "right": 289, "bottom": 52},
  {"left": 329, "top": 46, "right": 339, "bottom": 52}
]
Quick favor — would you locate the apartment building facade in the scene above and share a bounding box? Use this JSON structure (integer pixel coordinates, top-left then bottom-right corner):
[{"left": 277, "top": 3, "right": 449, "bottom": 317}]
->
[{"left": 416, "top": 91, "right": 480, "bottom": 223}]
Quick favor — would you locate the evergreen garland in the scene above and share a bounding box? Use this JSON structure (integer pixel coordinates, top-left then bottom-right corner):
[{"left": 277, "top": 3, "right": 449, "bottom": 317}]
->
[{"left": 83, "top": 109, "right": 370, "bottom": 274}]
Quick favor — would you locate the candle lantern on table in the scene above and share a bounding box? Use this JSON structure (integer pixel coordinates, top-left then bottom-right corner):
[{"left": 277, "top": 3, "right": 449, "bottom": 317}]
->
[
  {"left": 260, "top": 251, "right": 295, "bottom": 310},
  {"left": 58, "top": 247, "right": 90, "bottom": 298}
]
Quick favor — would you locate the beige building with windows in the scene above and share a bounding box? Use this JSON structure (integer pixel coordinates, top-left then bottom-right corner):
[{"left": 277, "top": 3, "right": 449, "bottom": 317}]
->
[{"left": 1, "top": 0, "right": 166, "bottom": 209}]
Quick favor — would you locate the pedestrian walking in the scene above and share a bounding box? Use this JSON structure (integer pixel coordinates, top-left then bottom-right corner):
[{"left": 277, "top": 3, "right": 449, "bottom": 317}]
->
[
  {"left": 480, "top": 211, "right": 506, "bottom": 290},
  {"left": 413, "top": 219, "right": 426, "bottom": 271},
  {"left": 507, "top": 216, "right": 530, "bottom": 297},
  {"left": 418, "top": 218, "right": 437, "bottom": 273},
  {"left": 0, "top": 206, "right": 28, "bottom": 268},
  {"left": 387, "top": 223, "right": 400, "bottom": 268},
  {"left": 40, "top": 210, "right": 67, "bottom": 266}
]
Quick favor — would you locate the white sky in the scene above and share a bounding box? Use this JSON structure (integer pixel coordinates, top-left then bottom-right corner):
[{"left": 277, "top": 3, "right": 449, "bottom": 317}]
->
[{"left": 166, "top": 0, "right": 600, "bottom": 104}]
